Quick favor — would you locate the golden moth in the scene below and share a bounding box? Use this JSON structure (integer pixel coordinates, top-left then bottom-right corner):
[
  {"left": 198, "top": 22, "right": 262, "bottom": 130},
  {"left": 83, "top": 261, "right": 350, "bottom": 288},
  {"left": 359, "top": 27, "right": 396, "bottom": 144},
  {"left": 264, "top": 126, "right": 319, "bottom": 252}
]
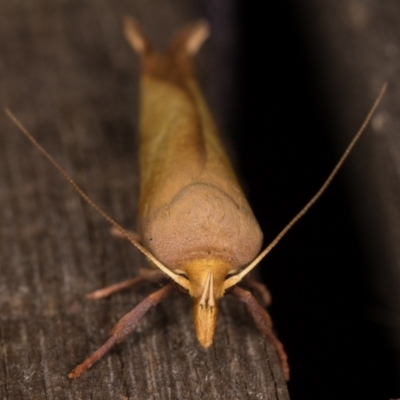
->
[{"left": 6, "top": 16, "right": 386, "bottom": 381}]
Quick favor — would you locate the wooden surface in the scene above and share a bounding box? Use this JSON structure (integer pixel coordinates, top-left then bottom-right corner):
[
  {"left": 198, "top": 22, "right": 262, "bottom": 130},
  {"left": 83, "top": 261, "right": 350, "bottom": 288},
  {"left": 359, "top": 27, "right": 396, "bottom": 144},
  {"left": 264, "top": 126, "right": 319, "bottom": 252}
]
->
[{"left": 0, "top": 1, "right": 289, "bottom": 399}]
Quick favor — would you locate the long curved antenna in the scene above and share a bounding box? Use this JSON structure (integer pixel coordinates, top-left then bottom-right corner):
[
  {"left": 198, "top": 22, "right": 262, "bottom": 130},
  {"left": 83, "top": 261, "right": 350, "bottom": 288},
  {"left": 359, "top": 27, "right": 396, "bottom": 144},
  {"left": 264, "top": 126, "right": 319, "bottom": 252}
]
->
[
  {"left": 5, "top": 109, "right": 190, "bottom": 290},
  {"left": 224, "top": 83, "right": 388, "bottom": 290}
]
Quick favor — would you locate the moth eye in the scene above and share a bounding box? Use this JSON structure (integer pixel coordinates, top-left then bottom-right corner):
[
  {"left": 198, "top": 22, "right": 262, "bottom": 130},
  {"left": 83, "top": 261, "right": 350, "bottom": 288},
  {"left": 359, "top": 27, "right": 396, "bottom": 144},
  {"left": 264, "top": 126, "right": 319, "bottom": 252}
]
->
[{"left": 175, "top": 282, "right": 189, "bottom": 295}]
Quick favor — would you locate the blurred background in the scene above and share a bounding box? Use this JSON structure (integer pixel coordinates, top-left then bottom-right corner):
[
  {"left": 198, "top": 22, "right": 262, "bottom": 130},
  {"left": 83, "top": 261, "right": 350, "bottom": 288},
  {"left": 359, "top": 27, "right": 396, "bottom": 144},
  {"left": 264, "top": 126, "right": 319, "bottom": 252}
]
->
[{"left": 235, "top": 1, "right": 400, "bottom": 399}]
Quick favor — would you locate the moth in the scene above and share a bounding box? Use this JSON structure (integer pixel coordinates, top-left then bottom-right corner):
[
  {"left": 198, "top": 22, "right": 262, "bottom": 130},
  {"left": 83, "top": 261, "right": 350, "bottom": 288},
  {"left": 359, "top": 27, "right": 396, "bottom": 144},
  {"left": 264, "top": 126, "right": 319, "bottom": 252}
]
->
[{"left": 6, "top": 17, "right": 386, "bottom": 381}]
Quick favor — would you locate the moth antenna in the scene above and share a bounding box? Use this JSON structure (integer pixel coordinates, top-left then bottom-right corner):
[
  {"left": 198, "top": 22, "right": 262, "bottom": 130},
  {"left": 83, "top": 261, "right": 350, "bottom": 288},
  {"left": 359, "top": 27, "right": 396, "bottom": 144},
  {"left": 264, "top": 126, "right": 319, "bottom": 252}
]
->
[
  {"left": 5, "top": 109, "right": 190, "bottom": 290},
  {"left": 224, "top": 83, "right": 388, "bottom": 290}
]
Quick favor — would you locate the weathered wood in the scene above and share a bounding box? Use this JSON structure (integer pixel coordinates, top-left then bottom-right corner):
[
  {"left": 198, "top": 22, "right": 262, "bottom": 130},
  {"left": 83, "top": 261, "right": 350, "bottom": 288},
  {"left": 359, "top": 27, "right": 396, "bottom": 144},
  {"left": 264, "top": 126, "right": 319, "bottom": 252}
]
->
[{"left": 0, "top": 0, "right": 289, "bottom": 399}]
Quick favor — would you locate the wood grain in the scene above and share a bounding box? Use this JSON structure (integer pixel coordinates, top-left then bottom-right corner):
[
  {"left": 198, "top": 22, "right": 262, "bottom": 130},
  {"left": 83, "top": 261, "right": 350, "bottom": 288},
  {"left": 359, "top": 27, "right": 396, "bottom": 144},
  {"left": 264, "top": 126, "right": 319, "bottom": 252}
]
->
[{"left": 0, "top": 0, "right": 289, "bottom": 399}]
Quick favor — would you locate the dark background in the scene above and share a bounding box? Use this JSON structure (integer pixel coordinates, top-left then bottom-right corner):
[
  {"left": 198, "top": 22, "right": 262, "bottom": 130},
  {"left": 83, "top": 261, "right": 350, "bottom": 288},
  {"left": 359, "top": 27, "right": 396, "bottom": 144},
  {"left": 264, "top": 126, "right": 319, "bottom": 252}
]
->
[{"left": 236, "top": 1, "right": 400, "bottom": 399}]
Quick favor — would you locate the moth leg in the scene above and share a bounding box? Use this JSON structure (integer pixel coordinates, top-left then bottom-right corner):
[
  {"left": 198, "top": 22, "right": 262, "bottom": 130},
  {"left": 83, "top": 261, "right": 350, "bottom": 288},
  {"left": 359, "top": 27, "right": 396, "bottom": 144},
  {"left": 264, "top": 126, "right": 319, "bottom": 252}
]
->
[
  {"left": 241, "top": 276, "right": 272, "bottom": 307},
  {"left": 110, "top": 226, "right": 141, "bottom": 243},
  {"left": 69, "top": 282, "right": 174, "bottom": 379},
  {"left": 231, "top": 286, "right": 290, "bottom": 381},
  {"left": 87, "top": 270, "right": 166, "bottom": 300}
]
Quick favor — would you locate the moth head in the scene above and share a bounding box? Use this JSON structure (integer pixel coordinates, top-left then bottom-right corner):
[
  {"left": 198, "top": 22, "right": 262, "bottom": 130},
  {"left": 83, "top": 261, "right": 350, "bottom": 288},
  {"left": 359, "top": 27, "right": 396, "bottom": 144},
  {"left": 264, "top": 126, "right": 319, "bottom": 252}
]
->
[{"left": 179, "top": 259, "right": 231, "bottom": 348}]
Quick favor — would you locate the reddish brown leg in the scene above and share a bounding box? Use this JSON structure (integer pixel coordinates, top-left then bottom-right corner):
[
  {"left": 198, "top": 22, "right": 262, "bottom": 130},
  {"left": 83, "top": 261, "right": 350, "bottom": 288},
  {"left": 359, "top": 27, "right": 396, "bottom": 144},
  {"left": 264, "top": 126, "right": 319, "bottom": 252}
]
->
[
  {"left": 241, "top": 276, "right": 272, "bottom": 306},
  {"left": 68, "top": 282, "right": 174, "bottom": 379},
  {"left": 110, "top": 226, "right": 141, "bottom": 242},
  {"left": 231, "top": 286, "right": 290, "bottom": 381},
  {"left": 87, "top": 270, "right": 166, "bottom": 300}
]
